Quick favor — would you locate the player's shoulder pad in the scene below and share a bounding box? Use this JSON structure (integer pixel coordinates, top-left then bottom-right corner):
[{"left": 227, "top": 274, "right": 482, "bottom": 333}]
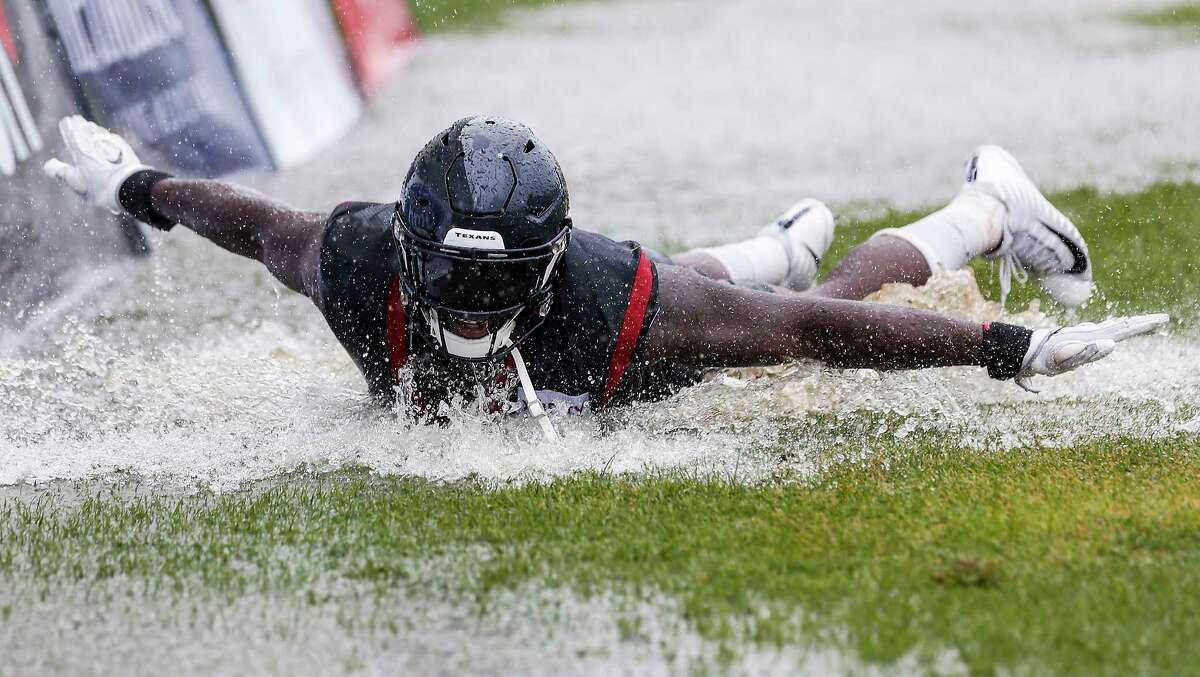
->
[
  {"left": 320, "top": 201, "right": 396, "bottom": 273},
  {"left": 322, "top": 201, "right": 393, "bottom": 245},
  {"left": 328, "top": 200, "right": 379, "bottom": 223}
]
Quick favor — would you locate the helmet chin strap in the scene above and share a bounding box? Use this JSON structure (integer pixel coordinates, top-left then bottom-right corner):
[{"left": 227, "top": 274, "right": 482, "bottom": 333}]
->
[{"left": 510, "top": 347, "right": 559, "bottom": 441}]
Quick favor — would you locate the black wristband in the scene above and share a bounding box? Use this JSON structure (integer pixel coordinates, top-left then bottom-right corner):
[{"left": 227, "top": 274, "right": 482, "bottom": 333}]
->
[
  {"left": 118, "top": 169, "right": 176, "bottom": 231},
  {"left": 980, "top": 322, "right": 1034, "bottom": 380}
]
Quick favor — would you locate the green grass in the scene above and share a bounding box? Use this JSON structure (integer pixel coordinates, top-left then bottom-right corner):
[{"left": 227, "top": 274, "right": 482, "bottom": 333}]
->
[
  {"left": 1126, "top": 3, "right": 1200, "bottom": 32},
  {"left": 5, "top": 438, "right": 1200, "bottom": 674},
  {"left": 409, "top": 0, "right": 593, "bottom": 33},
  {"left": 822, "top": 182, "right": 1200, "bottom": 325}
]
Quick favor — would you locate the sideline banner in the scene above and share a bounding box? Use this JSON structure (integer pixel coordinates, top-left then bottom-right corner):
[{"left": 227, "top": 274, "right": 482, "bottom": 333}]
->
[
  {"left": 0, "top": 1, "right": 15, "bottom": 60},
  {"left": 38, "top": 0, "right": 272, "bottom": 177},
  {"left": 0, "top": 0, "right": 150, "bottom": 335},
  {"left": 330, "top": 0, "right": 415, "bottom": 94},
  {"left": 207, "top": 0, "right": 363, "bottom": 168},
  {"left": 0, "top": 2, "right": 43, "bottom": 177}
]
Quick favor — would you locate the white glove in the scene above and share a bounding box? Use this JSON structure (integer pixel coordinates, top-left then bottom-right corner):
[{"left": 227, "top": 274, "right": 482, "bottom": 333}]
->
[
  {"left": 43, "top": 115, "right": 150, "bottom": 214},
  {"left": 1017, "top": 313, "right": 1169, "bottom": 391}
]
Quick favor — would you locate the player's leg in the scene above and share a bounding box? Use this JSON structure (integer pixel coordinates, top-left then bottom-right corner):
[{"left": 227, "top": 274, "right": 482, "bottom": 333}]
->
[
  {"left": 668, "top": 199, "right": 836, "bottom": 291},
  {"left": 815, "top": 145, "right": 1096, "bottom": 306},
  {"left": 808, "top": 236, "right": 934, "bottom": 301},
  {"left": 812, "top": 185, "right": 1006, "bottom": 300},
  {"left": 663, "top": 146, "right": 1093, "bottom": 307},
  {"left": 663, "top": 188, "right": 993, "bottom": 301}
]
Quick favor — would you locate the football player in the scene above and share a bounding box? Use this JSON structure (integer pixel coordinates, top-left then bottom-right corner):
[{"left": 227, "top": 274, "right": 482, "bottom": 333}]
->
[{"left": 45, "top": 116, "right": 1166, "bottom": 437}]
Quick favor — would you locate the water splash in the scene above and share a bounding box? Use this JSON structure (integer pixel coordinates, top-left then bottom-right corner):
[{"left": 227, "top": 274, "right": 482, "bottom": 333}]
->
[
  {"left": 4, "top": 0, "right": 1199, "bottom": 492},
  {"left": 1, "top": 268, "right": 1191, "bottom": 491}
]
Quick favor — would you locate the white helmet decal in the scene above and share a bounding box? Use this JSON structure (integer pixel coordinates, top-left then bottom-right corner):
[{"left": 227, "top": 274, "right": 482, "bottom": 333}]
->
[{"left": 443, "top": 228, "right": 505, "bottom": 250}]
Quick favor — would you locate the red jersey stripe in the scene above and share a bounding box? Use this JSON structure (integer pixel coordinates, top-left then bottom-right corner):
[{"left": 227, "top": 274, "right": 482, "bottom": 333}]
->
[
  {"left": 387, "top": 276, "right": 408, "bottom": 379},
  {"left": 601, "top": 251, "right": 653, "bottom": 407}
]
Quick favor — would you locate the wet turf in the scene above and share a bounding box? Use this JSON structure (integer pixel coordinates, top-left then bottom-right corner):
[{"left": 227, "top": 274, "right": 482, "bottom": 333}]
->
[{"left": 5, "top": 436, "right": 1200, "bottom": 674}]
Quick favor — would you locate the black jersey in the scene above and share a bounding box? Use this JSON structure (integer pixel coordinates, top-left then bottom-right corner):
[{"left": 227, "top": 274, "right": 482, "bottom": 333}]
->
[{"left": 314, "top": 202, "right": 700, "bottom": 414}]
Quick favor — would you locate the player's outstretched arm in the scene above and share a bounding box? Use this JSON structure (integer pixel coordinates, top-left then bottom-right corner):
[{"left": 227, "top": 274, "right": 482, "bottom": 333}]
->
[
  {"left": 43, "top": 116, "right": 324, "bottom": 297},
  {"left": 139, "top": 178, "right": 325, "bottom": 296},
  {"left": 645, "top": 263, "right": 1167, "bottom": 387}
]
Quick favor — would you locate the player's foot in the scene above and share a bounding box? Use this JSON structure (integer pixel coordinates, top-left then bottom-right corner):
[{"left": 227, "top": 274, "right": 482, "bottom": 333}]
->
[
  {"left": 756, "top": 198, "right": 836, "bottom": 291},
  {"left": 964, "top": 145, "right": 1094, "bottom": 307}
]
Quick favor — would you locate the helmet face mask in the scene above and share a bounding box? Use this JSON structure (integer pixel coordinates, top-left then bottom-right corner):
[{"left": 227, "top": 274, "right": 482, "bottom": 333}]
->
[{"left": 394, "top": 207, "right": 570, "bottom": 363}]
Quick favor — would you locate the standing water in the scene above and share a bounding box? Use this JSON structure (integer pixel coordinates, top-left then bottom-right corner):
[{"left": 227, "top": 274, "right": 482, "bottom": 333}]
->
[{"left": 3, "top": 0, "right": 1197, "bottom": 489}]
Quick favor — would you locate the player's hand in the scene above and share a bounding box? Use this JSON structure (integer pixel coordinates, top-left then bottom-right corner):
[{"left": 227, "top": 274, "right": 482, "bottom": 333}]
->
[
  {"left": 43, "top": 115, "right": 150, "bottom": 214},
  {"left": 1017, "top": 313, "right": 1169, "bottom": 391}
]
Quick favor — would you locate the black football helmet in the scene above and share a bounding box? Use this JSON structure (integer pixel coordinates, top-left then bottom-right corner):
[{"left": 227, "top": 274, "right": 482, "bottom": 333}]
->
[{"left": 394, "top": 117, "right": 571, "bottom": 361}]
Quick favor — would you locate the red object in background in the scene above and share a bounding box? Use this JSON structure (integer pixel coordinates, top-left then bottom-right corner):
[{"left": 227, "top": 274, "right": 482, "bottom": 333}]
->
[
  {"left": 0, "top": 2, "right": 17, "bottom": 62},
  {"left": 330, "top": 0, "right": 416, "bottom": 94}
]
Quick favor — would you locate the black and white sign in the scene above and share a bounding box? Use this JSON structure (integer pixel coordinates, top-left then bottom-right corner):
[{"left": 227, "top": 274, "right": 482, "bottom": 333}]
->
[
  {"left": 41, "top": 0, "right": 272, "bottom": 176},
  {"left": 0, "top": 5, "right": 43, "bottom": 176}
]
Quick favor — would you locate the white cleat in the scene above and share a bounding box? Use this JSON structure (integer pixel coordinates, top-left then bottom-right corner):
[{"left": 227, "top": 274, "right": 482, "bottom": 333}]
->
[
  {"left": 964, "top": 145, "right": 1094, "bottom": 307},
  {"left": 756, "top": 198, "right": 836, "bottom": 292}
]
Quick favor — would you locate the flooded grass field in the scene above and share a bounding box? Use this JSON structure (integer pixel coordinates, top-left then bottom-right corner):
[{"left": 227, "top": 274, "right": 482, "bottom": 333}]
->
[
  {"left": 3, "top": 0, "right": 1200, "bottom": 674},
  {"left": 7, "top": 439, "right": 1200, "bottom": 675}
]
